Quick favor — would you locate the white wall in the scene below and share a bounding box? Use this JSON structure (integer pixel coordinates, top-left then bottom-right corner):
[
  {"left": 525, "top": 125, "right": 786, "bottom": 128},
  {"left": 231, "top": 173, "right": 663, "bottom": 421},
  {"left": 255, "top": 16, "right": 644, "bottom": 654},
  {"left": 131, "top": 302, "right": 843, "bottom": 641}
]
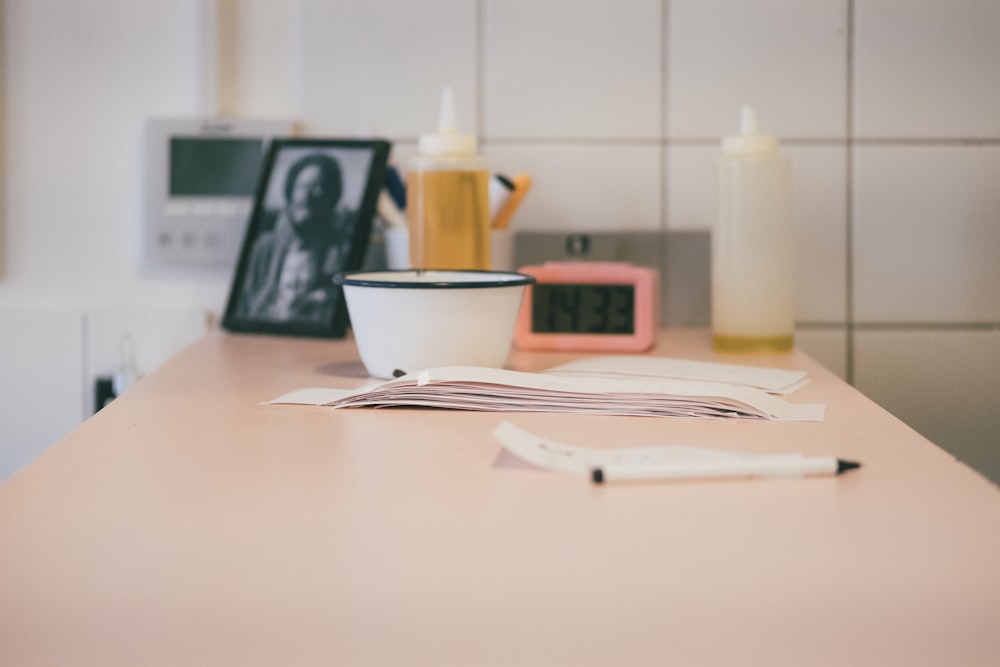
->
[{"left": 1, "top": 0, "right": 998, "bottom": 483}]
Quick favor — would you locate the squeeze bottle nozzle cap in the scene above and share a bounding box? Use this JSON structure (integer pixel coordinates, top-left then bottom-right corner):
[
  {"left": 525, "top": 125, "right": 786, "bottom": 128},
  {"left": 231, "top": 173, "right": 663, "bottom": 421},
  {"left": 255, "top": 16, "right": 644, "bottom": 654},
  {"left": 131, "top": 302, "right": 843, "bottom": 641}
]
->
[
  {"left": 721, "top": 104, "right": 779, "bottom": 155},
  {"left": 418, "top": 86, "right": 478, "bottom": 155}
]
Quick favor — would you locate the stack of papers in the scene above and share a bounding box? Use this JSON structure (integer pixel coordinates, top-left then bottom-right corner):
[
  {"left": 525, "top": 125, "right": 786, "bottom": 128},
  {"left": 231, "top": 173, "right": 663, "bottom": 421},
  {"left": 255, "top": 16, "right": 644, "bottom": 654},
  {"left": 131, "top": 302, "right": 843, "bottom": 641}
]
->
[{"left": 270, "top": 356, "right": 825, "bottom": 422}]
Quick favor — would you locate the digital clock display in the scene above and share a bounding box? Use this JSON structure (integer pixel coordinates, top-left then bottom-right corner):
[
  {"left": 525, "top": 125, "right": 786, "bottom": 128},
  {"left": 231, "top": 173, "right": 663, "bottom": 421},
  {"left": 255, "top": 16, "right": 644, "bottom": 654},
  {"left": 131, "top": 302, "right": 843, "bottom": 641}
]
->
[
  {"left": 514, "top": 261, "right": 659, "bottom": 352},
  {"left": 531, "top": 283, "right": 635, "bottom": 334}
]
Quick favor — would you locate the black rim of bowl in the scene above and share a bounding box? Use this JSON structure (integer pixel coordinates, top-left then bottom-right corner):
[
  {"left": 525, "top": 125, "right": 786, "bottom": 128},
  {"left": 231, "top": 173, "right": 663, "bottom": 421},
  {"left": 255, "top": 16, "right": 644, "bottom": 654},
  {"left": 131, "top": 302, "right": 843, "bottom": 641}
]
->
[{"left": 334, "top": 270, "right": 536, "bottom": 289}]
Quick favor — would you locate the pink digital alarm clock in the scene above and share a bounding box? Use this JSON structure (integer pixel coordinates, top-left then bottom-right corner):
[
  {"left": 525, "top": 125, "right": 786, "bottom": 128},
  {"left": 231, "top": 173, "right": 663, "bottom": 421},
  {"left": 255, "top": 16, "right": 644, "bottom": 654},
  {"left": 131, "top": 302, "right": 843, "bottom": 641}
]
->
[{"left": 514, "top": 261, "right": 660, "bottom": 352}]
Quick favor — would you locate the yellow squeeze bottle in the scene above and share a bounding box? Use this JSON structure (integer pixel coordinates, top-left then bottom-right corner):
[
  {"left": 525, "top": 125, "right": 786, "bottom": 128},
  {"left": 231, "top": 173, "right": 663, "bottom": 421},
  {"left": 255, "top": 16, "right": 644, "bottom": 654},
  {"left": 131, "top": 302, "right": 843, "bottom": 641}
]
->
[{"left": 407, "top": 87, "right": 490, "bottom": 270}]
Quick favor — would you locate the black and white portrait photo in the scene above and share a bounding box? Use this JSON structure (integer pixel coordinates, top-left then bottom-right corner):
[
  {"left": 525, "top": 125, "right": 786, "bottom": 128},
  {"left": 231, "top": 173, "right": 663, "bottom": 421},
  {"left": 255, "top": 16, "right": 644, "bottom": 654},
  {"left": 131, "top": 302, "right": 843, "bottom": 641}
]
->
[{"left": 223, "top": 139, "right": 390, "bottom": 337}]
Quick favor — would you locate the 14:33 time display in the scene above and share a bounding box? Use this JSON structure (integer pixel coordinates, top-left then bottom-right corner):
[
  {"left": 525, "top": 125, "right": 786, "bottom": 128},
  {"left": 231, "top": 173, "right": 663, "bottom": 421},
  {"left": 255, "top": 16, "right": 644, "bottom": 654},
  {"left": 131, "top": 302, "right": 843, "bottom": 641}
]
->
[{"left": 530, "top": 283, "right": 635, "bottom": 334}]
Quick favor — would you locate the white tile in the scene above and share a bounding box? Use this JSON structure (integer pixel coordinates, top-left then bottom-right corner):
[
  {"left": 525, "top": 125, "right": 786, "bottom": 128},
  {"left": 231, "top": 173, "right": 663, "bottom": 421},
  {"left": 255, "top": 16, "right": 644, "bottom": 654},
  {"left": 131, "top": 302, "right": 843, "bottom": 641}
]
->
[
  {"left": 786, "top": 145, "right": 848, "bottom": 323},
  {"left": 668, "top": 144, "right": 848, "bottom": 323},
  {"left": 666, "top": 144, "right": 715, "bottom": 232},
  {"left": 299, "top": 0, "right": 479, "bottom": 137},
  {"left": 795, "top": 328, "right": 848, "bottom": 380},
  {"left": 854, "top": 0, "right": 1000, "bottom": 138},
  {"left": 385, "top": 141, "right": 419, "bottom": 174},
  {"left": 853, "top": 145, "right": 1000, "bottom": 323},
  {"left": 483, "top": 144, "right": 662, "bottom": 233},
  {"left": 854, "top": 329, "right": 1000, "bottom": 485},
  {"left": 667, "top": 0, "right": 848, "bottom": 139},
  {"left": 484, "top": 0, "right": 662, "bottom": 139}
]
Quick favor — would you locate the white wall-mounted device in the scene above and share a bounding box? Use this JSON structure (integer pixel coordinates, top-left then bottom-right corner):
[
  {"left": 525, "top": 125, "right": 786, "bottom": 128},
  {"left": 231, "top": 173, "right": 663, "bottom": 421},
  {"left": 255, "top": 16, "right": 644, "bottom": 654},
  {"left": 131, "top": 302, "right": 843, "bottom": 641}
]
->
[{"left": 143, "top": 117, "right": 294, "bottom": 267}]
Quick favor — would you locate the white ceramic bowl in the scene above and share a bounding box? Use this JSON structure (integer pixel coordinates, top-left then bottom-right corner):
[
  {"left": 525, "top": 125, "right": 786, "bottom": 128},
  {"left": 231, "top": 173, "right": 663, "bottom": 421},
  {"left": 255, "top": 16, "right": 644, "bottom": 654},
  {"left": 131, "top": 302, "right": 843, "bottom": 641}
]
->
[{"left": 334, "top": 270, "right": 535, "bottom": 379}]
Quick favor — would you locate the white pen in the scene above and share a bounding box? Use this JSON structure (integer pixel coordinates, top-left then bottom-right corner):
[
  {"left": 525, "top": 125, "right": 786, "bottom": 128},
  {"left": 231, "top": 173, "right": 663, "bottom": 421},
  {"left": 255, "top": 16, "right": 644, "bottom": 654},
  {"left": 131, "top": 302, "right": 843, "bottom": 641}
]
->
[{"left": 591, "top": 456, "right": 861, "bottom": 484}]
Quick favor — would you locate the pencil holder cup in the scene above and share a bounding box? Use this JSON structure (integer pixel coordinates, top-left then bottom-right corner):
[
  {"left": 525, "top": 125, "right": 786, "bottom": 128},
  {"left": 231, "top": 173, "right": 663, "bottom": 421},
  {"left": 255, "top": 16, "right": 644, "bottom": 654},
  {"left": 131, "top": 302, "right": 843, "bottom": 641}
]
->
[
  {"left": 383, "top": 227, "right": 410, "bottom": 270},
  {"left": 490, "top": 229, "right": 515, "bottom": 271}
]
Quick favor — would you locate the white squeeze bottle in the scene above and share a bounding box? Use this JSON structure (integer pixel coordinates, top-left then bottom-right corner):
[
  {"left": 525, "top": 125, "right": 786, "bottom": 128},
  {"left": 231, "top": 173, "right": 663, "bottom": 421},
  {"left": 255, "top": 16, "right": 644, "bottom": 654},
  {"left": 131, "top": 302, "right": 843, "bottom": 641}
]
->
[
  {"left": 407, "top": 86, "right": 490, "bottom": 270},
  {"left": 712, "top": 104, "right": 794, "bottom": 353}
]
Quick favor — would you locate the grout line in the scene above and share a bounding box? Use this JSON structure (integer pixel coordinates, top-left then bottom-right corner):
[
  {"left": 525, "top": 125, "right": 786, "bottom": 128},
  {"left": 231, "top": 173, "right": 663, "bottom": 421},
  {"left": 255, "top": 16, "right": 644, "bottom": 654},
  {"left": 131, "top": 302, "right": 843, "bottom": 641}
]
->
[
  {"left": 797, "top": 322, "right": 1000, "bottom": 331},
  {"left": 853, "top": 322, "right": 1000, "bottom": 331},
  {"left": 661, "top": 0, "right": 670, "bottom": 142},
  {"left": 851, "top": 137, "right": 1000, "bottom": 146},
  {"left": 661, "top": 0, "right": 670, "bottom": 236},
  {"left": 484, "top": 137, "right": 668, "bottom": 146},
  {"left": 845, "top": 0, "right": 856, "bottom": 385},
  {"left": 477, "top": 0, "right": 486, "bottom": 139},
  {"left": 474, "top": 136, "right": 1000, "bottom": 147},
  {"left": 795, "top": 322, "right": 852, "bottom": 330}
]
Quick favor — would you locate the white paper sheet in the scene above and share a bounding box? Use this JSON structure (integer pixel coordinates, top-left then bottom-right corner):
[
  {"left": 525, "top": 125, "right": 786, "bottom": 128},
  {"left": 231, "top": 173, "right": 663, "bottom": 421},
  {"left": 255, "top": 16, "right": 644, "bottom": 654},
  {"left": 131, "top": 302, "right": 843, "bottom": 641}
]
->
[
  {"left": 269, "top": 387, "right": 356, "bottom": 405},
  {"left": 545, "top": 356, "right": 809, "bottom": 394},
  {"left": 492, "top": 421, "right": 805, "bottom": 476}
]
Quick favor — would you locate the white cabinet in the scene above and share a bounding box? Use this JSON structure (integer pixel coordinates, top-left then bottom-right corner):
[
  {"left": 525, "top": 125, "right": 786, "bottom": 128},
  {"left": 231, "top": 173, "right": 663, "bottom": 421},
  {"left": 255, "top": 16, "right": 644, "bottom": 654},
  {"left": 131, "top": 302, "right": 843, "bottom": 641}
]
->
[
  {"left": 0, "top": 307, "right": 86, "bottom": 482},
  {"left": 0, "top": 305, "right": 209, "bottom": 483}
]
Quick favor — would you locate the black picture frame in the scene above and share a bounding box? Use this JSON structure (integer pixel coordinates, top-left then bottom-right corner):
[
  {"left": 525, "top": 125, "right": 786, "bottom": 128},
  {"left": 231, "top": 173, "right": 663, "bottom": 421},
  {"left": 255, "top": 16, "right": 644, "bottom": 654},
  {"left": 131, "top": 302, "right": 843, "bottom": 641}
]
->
[{"left": 222, "top": 138, "right": 391, "bottom": 338}]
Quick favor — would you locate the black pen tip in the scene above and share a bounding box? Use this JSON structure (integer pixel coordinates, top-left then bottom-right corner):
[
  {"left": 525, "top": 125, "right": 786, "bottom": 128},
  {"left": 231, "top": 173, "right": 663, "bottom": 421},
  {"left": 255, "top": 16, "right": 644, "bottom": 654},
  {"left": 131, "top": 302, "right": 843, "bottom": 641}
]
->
[
  {"left": 837, "top": 459, "right": 862, "bottom": 474},
  {"left": 591, "top": 468, "right": 604, "bottom": 484}
]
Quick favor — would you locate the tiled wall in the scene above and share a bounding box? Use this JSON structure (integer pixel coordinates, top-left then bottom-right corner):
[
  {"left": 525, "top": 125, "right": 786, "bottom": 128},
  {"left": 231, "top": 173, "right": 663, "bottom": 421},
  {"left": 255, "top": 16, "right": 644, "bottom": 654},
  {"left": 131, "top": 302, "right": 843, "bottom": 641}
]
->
[
  {"left": 272, "top": 0, "right": 999, "bottom": 481},
  {"left": 1, "top": 0, "right": 998, "bottom": 483}
]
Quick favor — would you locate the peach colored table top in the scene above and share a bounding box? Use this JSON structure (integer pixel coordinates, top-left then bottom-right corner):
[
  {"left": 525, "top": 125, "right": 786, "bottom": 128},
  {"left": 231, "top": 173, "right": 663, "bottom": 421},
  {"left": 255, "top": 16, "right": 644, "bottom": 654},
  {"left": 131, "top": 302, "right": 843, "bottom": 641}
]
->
[{"left": 1, "top": 328, "right": 998, "bottom": 666}]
